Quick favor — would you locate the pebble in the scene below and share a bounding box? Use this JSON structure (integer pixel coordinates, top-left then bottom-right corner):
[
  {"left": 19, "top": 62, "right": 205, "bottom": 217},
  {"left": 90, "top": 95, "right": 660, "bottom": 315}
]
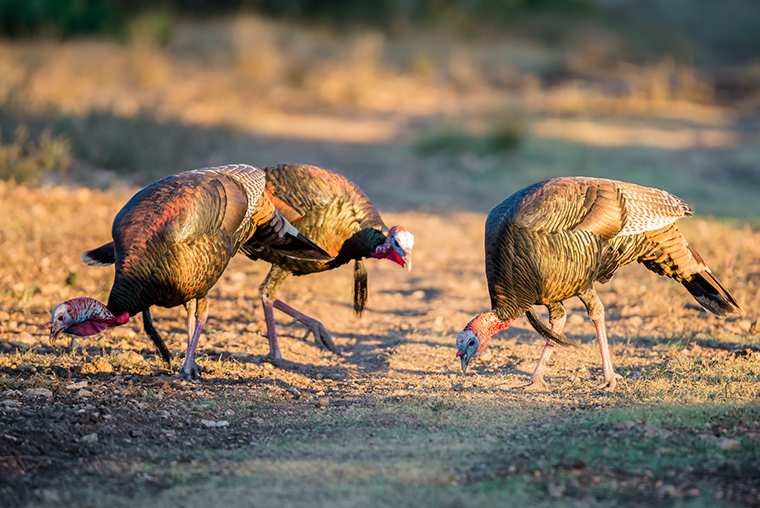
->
[
  {"left": 77, "top": 389, "right": 94, "bottom": 398},
  {"left": 67, "top": 381, "right": 88, "bottom": 391},
  {"left": 314, "top": 398, "right": 330, "bottom": 409},
  {"left": 26, "top": 388, "right": 53, "bottom": 398},
  {"left": 657, "top": 484, "right": 679, "bottom": 497},
  {"left": 81, "top": 433, "right": 98, "bottom": 443},
  {"left": 81, "top": 360, "right": 114, "bottom": 374},
  {"left": 737, "top": 319, "right": 752, "bottom": 332},
  {"left": 719, "top": 438, "right": 740, "bottom": 451},
  {"left": 411, "top": 290, "right": 425, "bottom": 299},
  {"left": 548, "top": 483, "right": 565, "bottom": 499},
  {"left": 12, "top": 331, "right": 35, "bottom": 345},
  {"left": 644, "top": 425, "right": 671, "bottom": 438},
  {"left": 201, "top": 419, "right": 229, "bottom": 428},
  {"left": 615, "top": 420, "right": 637, "bottom": 430},
  {"left": 116, "top": 351, "right": 145, "bottom": 364}
]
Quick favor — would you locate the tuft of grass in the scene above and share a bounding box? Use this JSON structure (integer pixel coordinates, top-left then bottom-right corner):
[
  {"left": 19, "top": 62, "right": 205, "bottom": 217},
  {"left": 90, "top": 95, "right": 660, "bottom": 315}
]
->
[
  {"left": 0, "top": 126, "right": 72, "bottom": 183},
  {"left": 415, "top": 123, "right": 522, "bottom": 156},
  {"left": 126, "top": 10, "right": 174, "bottom": 48}
]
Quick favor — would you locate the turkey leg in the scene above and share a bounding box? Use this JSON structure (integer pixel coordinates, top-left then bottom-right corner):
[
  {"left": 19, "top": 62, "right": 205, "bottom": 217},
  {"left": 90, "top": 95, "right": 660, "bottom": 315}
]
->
[
  {"left": 260, "top": 265, "right": 340, "bottom": 360},
  {"left": 272, "top": 299, "right": 339, "bottom": 355},
  {"left": 260, "top": 266, "right": 289, "bottom": 360},
  {"left": 525, "top": 302, "right": 566, "bottom": 389},
  {"left": 172, "top": 297, "right": 208, "bottom": 381},
  {"left": 579, "top": 288, "right": 618, "bottom": 390}
]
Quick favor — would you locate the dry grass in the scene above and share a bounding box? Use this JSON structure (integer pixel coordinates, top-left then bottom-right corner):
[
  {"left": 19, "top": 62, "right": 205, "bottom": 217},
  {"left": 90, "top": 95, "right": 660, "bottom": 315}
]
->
[
  {"left": 1, "top": 184, "right": 760, "bottom": 507},
  {"left": 1, "top": 15, "right": 757, "bottom": 150},
  {"left": 1, "top": 13, "right": 760, "bottom": 507}
]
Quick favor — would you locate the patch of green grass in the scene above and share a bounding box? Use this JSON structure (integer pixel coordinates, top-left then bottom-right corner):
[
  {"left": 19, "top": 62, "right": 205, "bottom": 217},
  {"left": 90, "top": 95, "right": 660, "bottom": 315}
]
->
[
  {"left": 27, "top": 398, "right": 760, "bottom": 507},
  {"left": 415, "top": 123, "right": 522, "bottom": 156},
  {"left": 0, "top": 375, "right": 34, "bottom": 390}
]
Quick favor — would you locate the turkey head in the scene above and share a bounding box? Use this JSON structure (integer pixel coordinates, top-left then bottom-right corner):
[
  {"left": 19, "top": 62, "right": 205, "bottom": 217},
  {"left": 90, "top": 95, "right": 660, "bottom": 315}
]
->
[{"left": 371, "top": 225, "right": 414, "bottom": 271}]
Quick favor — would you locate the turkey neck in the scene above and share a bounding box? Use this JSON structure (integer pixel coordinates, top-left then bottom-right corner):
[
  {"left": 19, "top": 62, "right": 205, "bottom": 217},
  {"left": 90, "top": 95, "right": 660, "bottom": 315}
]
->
[
  {"left": 106, "top": 274, "right": 159, "bottom": 318},
  {"left": 465, "top": 312, "right": 513, "bottom": 349},
  {"left": 333, "top": 227, "right": 387, "bottom": 266}
]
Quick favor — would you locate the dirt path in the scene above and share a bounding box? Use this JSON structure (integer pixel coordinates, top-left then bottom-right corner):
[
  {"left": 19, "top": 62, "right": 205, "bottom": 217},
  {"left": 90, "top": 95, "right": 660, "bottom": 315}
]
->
[{"left": 1, "top": 186, "right": 760, "bottom": 507}]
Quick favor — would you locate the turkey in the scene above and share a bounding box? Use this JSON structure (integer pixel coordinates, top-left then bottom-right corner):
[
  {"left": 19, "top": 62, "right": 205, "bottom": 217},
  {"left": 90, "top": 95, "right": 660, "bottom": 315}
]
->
[
  {"left": 44, "top": 164, "right": 331, "bottom": 380},
  {"left": 240, "top": 163, "right": 414, "bottom": 361},
  {"left": 456, "top": 177, "right": 743, "bottom": 390}
]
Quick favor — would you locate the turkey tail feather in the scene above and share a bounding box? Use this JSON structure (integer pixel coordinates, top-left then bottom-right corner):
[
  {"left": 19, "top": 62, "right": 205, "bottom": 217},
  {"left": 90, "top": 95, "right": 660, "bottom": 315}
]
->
[
  {"left": 682, "top": 270, "right": 744, "bottom": 317},
  {"left": 82, "top": 242, "right": 115, "bottom": 266},
  {"left": 353, "top": 259, "right": 368, "bottom": 316},
  {"left": 269, "top": 232, "right": 333, "bottom": 261},
  {"left": 249, "top": 208, "right": 333, "bottom": 261},
  {"left": 525, "top": 308, "right": 579, "bottom": 348}
]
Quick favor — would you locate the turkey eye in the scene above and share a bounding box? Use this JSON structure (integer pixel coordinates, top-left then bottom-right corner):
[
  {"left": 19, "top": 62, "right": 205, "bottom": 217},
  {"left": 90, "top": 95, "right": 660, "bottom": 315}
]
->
[
  {"left": 57, "top": 316, "right": 64, "bottom": 320},
  {"left": 468, "top": 339, "right": 474, "bottom": 347}
]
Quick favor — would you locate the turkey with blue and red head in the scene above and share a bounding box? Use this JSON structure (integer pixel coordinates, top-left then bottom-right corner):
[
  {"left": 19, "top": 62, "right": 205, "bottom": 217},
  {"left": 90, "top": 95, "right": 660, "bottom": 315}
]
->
[
  {"left": 44, "top": 164, "right": 331, "bottom": 380},
  {"left": 456, "top": 177, "right": 743, "bottom": 390},
  {"left": 240, "top": 163, "right": 414, "bottom": 361}
]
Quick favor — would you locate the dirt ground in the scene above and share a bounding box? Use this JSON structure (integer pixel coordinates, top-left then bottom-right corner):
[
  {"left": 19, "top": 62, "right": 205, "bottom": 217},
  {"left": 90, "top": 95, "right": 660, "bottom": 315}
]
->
[
  {"left": 2, "top": 16, "right": 760, "bottom": 504},
  {"left": 1, "top": 182, "right": 760, "bottom": 507}
]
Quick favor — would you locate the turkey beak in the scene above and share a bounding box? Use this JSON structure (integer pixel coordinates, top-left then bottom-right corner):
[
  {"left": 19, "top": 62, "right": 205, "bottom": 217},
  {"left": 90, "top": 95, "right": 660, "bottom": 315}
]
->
[
  {"left": 403, "top": 252, "right": 412, "bottom": 272},
  {"left": 457, "top": 349, "right": 469, "bottom": 374},
  {"left": 42, "top": 320, "right": 64, "bottom": 341}
]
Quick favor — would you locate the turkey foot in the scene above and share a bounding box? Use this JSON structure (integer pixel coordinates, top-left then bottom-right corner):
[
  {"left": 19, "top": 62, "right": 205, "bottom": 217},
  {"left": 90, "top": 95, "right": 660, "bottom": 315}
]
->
[
  {"left": 595, "top": 371, "right": 622, "bottom": 391},
  {"left": 261, "top": 354, "right": 298, "bottom": 369},
  {"left": 170, "top": 298, "right": 208, "bottom": 382},
  {"left": 274, "top": 300, "right": 341, "bottom": 355},
  {"left": 520, "top": 339, "right": 553, "bottom": 390},
  {"left": 520, "top": 378, "right": 550, "bottom": 391},
  {"left": 169, "top": 360, "right": 204, "bottom": 381}
]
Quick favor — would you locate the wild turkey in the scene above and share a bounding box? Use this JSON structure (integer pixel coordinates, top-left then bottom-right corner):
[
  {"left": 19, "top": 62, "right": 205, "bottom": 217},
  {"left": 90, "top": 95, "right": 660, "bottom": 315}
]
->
[
  {"left": 44, "top": 164, "right": 331, "bottom": 380},
  {"left": 456, "top": 177, "right": 743, "bottom": 390},
  {"left": 240, "top": 163, "right": 414, "bottom": 361}
]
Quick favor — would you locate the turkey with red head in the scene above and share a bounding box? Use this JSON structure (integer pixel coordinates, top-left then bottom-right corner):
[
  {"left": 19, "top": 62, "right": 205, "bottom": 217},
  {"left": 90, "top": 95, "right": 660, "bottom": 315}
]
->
[
  {"left": 456, "top": 177, "right": 743, "bottom": 390},
  {"left": 45, "top": 164, "right": 331, "bottom": 380},
  {"left": 239, "top": 163, "right": 414, "bottom": 361}
]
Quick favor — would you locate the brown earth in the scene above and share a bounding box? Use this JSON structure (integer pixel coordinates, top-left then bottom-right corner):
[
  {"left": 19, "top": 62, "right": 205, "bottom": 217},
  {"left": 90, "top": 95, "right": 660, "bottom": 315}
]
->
[{"left": 1, "top": 182, "right": 760, "bottom": 507}]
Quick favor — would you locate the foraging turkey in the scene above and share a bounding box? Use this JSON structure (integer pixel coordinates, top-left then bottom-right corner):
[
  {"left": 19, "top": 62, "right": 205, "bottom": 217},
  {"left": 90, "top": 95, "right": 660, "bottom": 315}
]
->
[
  {"left": 456, "top": 177, "right": 743, "bottom": 390},
  {"left": 240, "top": 163, "right": 414, "bottom": 361},
  {"left": 44, "top": 164, "right": 331, "bottom": 380}
]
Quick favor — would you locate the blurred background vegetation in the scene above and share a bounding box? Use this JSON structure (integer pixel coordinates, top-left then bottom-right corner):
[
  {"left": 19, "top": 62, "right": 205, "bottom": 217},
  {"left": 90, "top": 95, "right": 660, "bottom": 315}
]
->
[
  {"left": 0, "top": 0, "right": 759, "bottom": 216},
  {"left": 2, "top": 0, "right": 759, "bottom": 64}
]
